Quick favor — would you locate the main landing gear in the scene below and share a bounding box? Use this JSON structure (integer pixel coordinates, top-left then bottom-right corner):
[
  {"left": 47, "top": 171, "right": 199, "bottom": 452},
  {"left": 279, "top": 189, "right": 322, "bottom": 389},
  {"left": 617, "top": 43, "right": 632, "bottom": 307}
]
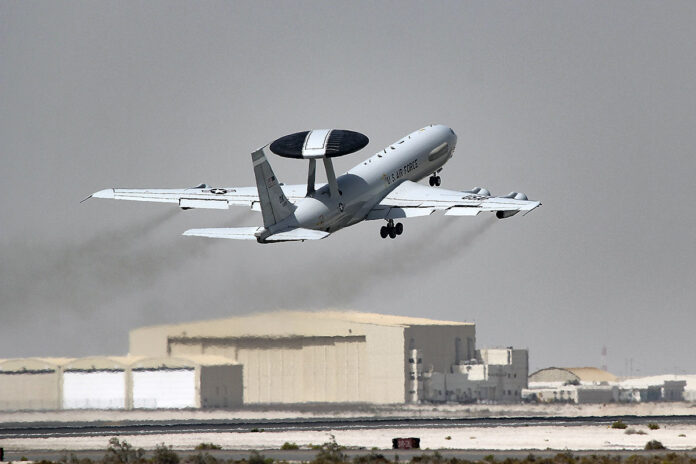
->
[
  {"left": 429, "top": 173, "right": 441, "bottom": 186},
  {"left": 380, "top": 219, "right": 403, "bottom": 239}
]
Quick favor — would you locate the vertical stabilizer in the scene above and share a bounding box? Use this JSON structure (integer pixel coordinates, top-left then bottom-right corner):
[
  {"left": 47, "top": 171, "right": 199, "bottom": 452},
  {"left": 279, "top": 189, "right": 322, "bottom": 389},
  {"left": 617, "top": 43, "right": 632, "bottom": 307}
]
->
[{"left": 252, "top": 148, "right": 296, "bottom": 227}]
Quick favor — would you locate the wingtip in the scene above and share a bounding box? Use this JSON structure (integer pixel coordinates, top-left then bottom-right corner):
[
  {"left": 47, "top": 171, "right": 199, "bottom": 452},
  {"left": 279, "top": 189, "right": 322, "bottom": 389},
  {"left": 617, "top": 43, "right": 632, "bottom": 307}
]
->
[
  {"left": 92, "top": 189, "right": 115, "bottom": 199},
  {"left": 522, "top": 201, "right": 542, "bottom": 216}
]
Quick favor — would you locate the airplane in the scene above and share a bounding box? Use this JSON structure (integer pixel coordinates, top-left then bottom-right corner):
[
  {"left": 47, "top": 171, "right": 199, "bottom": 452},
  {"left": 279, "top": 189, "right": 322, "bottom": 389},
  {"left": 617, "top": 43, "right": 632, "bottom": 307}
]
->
[{"left": 87, "top": 124, "right": 540, "bottom": 243}]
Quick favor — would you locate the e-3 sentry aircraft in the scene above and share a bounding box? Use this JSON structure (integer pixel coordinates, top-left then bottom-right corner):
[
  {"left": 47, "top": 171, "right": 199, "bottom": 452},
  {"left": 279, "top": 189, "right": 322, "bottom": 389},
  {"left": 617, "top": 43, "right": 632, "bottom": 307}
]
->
[{"left": 88, "top": 125, "right": 540, "bottom": 243}]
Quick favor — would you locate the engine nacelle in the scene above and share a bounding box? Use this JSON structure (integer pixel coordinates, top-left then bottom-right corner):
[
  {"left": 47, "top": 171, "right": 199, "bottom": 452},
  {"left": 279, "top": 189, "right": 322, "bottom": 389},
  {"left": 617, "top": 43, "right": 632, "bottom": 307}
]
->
[
  {"left": 496, "top": 210, "right": 519, "bottom": 219},
  {"left": 470, "top": 187, "right": 492, "bottom": 196},
  {"left": 495, "top": 191, "right": 528, "bottom": 219},
  {"left": 500, "top": 191, "right": 528, "bottom": 200}
]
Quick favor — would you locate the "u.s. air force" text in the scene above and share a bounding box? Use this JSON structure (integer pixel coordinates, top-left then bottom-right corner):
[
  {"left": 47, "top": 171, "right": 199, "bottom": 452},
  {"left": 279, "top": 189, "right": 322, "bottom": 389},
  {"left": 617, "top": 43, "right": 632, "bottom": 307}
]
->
[{"left": 384, "top": 159, "right": 419, "bottom": 185}]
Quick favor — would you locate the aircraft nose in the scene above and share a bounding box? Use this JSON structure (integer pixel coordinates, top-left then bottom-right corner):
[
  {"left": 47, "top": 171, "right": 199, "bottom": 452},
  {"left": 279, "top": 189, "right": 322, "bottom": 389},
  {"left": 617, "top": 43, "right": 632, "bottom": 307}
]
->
[{"left": 448, "top": 127, "right": 457, "bottom": 152}]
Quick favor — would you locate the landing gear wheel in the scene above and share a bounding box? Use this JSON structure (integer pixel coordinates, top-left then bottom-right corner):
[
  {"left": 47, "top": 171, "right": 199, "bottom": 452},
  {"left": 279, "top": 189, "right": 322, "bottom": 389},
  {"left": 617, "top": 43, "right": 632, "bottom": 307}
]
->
[
  {"left": 380, "top": 226, "right": 388, "bottom": 238},
  {"left": 389, "top": 228, "right": 397, "bottom": 239},
  {"left": 435, "top": 176, "right": 441, "bottom": 186},
  {"left": 395, "top": 222, "right": 403, "bottom": 235},
  {"left": 429, "top": 177, "right": 435, "bottom": 186}
]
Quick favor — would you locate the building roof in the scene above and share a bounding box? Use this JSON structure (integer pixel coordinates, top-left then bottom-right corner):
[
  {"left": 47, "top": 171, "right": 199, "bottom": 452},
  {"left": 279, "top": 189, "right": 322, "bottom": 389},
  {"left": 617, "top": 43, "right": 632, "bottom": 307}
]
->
[
  {"left": 0, "top": 355, "right": 239, "bottom": 372},
  {"left": 63, "top": 356, "right": 129, "bottom": 371},
  {"left": 314, "top": 311, "right": 472, "bottom": 327},
  {"left": 620, "top": 374, "right": 696, "bottom": 390},
  {"left": 130, "top": 355, "right": 238, "bottom": 369},
  {"left": 0, "top": 358, "right": 59, "bottom": 373},
  {"left": 529, "top": 367, "right": 617, "bottom": 383},
  {"left": 129, "top": 310, "right": 473, "bottom": 357},
  {"left": 134, "top": 310, "right": 471, "bottom": 335}
]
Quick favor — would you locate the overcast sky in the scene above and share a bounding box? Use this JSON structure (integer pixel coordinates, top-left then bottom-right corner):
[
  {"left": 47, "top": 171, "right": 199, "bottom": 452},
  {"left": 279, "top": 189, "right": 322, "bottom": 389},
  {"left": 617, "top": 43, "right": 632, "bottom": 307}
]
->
[{"left": 2, "top": 1, "right": 695, "bottom": 376}]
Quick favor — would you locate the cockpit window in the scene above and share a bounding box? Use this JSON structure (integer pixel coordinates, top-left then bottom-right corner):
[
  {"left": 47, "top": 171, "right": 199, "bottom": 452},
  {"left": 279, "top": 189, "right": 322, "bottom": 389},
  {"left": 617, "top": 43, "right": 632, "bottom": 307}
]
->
[{"left": 428, "top": 142, "right": 449, "bottom": 161}]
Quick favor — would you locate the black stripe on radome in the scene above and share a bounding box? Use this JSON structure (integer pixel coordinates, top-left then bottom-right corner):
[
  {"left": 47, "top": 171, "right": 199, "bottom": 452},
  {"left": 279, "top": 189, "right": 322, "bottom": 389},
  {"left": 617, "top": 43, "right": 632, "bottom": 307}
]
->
[
  {"left": 269, "top": 131, "right": 310, "bottom": 158},
  {"left": 325, "top": 130, "right": 369, "bottom": 157}
]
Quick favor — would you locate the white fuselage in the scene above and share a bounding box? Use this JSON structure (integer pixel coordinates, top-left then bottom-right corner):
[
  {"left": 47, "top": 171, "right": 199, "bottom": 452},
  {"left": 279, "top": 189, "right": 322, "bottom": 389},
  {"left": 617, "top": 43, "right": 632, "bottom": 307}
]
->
[{"left": 280, "top": 125, "right": 457, "bottom": 234}]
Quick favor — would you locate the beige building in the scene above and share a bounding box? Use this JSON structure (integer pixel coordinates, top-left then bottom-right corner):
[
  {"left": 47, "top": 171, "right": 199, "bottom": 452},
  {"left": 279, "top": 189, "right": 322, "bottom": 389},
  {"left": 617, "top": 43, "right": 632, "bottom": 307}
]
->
[
  {"left": 0, "top": 355, "right": 241, "bottom": 411},
  {"left": 129, "top": 311, "right": 476, "bottom": 404},
  {"left": 0, "top": 358, "right": 65, "bottom": 410}
]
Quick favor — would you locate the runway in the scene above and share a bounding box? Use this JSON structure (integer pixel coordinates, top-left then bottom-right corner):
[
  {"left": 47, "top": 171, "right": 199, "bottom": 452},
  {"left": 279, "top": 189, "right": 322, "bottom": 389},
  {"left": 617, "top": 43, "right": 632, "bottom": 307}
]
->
[{"left": 2, "top": 415, "right": 696, "bottom": 439}]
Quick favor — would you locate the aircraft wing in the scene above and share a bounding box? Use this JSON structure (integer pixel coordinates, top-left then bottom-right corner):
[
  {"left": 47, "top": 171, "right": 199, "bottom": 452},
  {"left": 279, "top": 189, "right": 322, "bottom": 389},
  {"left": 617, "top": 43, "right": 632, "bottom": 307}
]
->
[
  {"left": 369, "top": 180, "right": 540, "bottom": 220},
  {"left": 87, "top": 184, "right": 308, "bottom": 210}
]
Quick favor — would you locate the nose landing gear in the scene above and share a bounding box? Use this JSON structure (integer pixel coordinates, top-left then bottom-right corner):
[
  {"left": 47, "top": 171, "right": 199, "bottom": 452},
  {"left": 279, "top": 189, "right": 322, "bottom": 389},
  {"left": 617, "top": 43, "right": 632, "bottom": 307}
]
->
[
  {"left": 429, "top": 174, "right": 441, "bottom": 186},
  {"left": 380, "top": 219, "right": 403, "bottom": 239}
]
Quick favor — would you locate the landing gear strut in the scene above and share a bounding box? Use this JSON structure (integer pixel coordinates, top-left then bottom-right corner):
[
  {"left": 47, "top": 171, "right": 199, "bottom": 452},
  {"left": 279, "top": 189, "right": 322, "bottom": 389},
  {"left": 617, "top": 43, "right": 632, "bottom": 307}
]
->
[
  {"left": 429, "top": 173, "right": 441, "bottom": 186},
  {"left": 380, "top": 219, "right": 403, "bottom": 239}
]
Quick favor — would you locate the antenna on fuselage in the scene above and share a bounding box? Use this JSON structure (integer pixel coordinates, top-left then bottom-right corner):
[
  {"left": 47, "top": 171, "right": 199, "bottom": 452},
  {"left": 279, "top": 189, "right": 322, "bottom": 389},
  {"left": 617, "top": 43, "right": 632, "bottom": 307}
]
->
[{"left": 269, "top": 129, "right": 369, "bottom": 198}]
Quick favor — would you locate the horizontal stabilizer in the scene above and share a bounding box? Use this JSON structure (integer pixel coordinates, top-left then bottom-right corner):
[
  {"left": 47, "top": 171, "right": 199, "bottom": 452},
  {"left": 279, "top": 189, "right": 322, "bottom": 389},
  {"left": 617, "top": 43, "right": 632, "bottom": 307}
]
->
[
  {"left": 183, "top": 227, "right": 261, "bottom": 240},
  {"left": 265, "top": 228, "right": 329, "bottom": 241},
  {"left": 183, "top": 227, "right": 329, "bottom": 242}
]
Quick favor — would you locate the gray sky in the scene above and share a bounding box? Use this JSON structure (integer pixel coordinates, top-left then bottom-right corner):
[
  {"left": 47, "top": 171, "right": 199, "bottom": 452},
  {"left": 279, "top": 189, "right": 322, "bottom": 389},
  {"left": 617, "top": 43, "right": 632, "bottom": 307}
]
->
[{"left": 2, "top": 1, "right": 695, "bottom": 376}]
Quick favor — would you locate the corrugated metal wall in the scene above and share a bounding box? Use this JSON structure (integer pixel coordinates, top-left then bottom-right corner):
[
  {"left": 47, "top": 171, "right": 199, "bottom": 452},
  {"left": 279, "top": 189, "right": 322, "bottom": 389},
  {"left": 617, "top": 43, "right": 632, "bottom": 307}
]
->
[
  {"left": 0, "top": 372, "right": 60, "bottom": 410},
  {"left": 170, "top": 336, "right": 367, "bottom": 403}
]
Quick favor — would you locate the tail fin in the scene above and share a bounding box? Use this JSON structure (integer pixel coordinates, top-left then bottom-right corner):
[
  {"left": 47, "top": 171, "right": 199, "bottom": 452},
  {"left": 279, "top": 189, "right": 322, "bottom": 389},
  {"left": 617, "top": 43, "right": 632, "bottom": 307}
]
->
[{"left": 252, "top": 148, "right": 296, "bottom": 227}]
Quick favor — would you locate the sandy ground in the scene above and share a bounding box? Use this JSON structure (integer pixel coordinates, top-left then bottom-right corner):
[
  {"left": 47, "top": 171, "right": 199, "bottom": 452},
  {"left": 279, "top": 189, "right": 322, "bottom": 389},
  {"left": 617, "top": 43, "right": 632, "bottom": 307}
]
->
[
  {"left": 2, "top": 403, "right": 696, "bottom": 424},
  {"left": 1, "top": 424, "right": 696, "bottom": 452}
]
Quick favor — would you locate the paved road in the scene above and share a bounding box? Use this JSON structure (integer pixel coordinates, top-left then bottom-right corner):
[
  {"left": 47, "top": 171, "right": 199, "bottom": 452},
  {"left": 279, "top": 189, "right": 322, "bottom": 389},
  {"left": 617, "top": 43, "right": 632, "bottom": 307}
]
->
[
  {"left": 3, "top": 448, "right": 696, "bottom": 462},
  {"left": 2, "top": 415, "right": 696, "bottom": 439}
]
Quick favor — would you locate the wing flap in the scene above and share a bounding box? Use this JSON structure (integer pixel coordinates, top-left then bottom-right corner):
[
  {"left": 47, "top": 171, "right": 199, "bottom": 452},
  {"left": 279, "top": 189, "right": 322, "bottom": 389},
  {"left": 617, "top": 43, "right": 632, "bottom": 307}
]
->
[
  {"left": 444, "top": 208, "right": 480, "bottom": 216},
  {"left": 366, "top": 206, "right": 436, "bottom": 220},
  {"left": 179, "top": 198, "right": 229, "bottom": 209}
]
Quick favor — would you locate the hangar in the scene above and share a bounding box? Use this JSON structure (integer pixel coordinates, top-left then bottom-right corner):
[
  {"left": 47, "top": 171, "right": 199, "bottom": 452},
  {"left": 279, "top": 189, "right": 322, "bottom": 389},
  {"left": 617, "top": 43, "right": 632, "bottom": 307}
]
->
[
  {"left": 129, "top": 311, "right": 477, "bottom": 404},
  {"left": 0, "top": 358, "right": 64, "bottom": 410},
  {"left": 0, "top": 355, "right": 242, "bottom": 411},
  {"left": 529, "top": 367, "right": 618, "bottom": 385}
]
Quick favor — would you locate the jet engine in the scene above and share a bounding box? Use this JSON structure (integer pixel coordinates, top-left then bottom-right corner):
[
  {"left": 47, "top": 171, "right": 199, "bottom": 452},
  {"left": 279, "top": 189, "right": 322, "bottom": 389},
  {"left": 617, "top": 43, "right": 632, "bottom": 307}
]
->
[
  {"left": 469, "top": 187, "right": 491, "bottom": 196},
  {"left": 495, "top": 192, "right": 528, "bottom": 219},
  {"left": 500, "top": 191, "right": 528, "bottom": 200},
  {"left": 496, "top": 210, "right": 519, "bottom": 219},
  {"left": 472, "top": 187, "right": 491, "bottom": 197}
]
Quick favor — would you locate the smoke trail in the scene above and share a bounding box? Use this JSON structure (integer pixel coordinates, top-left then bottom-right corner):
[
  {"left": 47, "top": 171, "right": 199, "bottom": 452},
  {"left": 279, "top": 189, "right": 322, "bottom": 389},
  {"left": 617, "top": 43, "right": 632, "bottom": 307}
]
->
[
  {"left": 328, "top": 217, "right": 497, "bottom": 303},
  {"left": 0, "top": 206, "right": 238, "bottom": 321},
  {"left": 207, "top": 216, "right": 498, "bottom": 311}
]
